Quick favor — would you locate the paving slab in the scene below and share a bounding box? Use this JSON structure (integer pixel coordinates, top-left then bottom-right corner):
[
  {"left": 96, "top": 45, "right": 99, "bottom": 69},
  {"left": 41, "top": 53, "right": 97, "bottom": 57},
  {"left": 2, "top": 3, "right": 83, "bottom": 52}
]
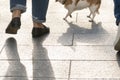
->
[
  {"left": 73, "top": 22, "right": 117, "bottom": 34},
  {"left": 74, "top": 34, "right": 116, "bottom": 46},
  {"left": 70, "top": 78, "right": 120, "bottom": 80},
  {"left": 0, "top": 61, "right": 69, "bottom": 78},
  {"left": 70, "top": 61, "right": 120, "bottom": 78},
  {"left": 46, "top": 20, "right": 117, "bottom": 34},
  {"left": 0, "top": 45, "right": 4, "bottom": 53},
  {"left": 0, "top": 33, "right": 73, "bottom": 46},
  {"left": 0, "top": 77, "right": 67, "bottom": 80},
  {"left": 0, "top": 0, "right": 118, "bottom": 79},
  {"left": 0, "top": 45, "right": 118, "bottom": 60}
]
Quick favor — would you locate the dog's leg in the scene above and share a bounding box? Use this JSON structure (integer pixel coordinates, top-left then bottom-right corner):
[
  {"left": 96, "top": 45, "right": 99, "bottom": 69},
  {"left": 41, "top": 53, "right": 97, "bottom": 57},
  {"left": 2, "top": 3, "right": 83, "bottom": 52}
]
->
[
  {"left": 63, "top": 11, "right": 73, "bottom": 20},
  {"left": 87, "top": 12, "right": 91, "bottom": 18},
  {"left": 69, "top": 14, "right": 72, "bottom": 18},
  {"left": 63, "top": 13, "right": 69, "bottom": 20},
  {"left": 89, "top": 13, "right": 95, "bottom": 22},
  {"left": 89, "top": 5, "right": 97, "bottom": 22},
  {"left": 87, "top": 8, "right": 92, "bottom": 18}
]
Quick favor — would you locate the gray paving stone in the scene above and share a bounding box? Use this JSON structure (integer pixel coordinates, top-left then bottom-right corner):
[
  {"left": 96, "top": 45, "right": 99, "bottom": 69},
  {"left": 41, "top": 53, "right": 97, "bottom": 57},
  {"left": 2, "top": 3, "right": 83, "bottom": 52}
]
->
[
  {"left": 0, "top": 45, "right": 72, "bottom": 60},
  {"left": 0, "top": 77, "right": 67, "bottom": 80},
  {"left": 0, "top": 61, "right": 69, "bottom": 78},
  {"left": 0, "top": 33, "right": 73, "bottom": 46},
  {"left": 70, "top": 61, "right": 120, "bottom": 78},
  {"left": 56, "top": 22, "right": 115, "bottom": 34},
  {"left": 0, "top": 45, "right": 117, "bottom": 60},
  {"left": 70, "top": 78, "right": 120, "bottom": 80},
  {"left": 74, "top": 22, "right": 117, "bottom": 34},
  {"left": 47, "top": 19, "right": 117, "bottom": 34},
  {"left": 0, "top": 0, "right": 118, "bottom": 79},
  {"left": 0, "top": 34, "right": 6, "bottom": 45},
  {"left": 0, "top": 77, "right": 29, "bottom": 80},
  {"left": 0, "top": 46, "right": 2, "bottom": 51},
  {"left": 72, "top": 46, "right": 117, "bottom": 60},
  {"left": 74, "top": 34, "right": 116, "bottom": 46}
]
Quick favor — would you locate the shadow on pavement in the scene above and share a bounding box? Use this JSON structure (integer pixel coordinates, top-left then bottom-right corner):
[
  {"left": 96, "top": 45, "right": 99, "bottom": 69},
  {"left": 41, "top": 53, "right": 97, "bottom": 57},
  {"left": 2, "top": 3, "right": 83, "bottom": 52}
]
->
[
  {"left": 58, "top": 20, "right": 108, "bottom": 46},
  {"left": 3, "top": 37, "right": 28, "bottom": 80},
  {"left": 116, "top": 51, "right": 120, "bottom": 67},
  {"left": 32, "top": 35, "right": 55, "bottom": 80}
]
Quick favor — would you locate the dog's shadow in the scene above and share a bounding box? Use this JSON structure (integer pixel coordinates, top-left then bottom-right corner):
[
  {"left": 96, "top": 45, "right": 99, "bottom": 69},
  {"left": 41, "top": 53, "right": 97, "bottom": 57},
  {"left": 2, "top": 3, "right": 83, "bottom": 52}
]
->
[{"left": 58, "top": 20, "right": 108, "bottom": 46}]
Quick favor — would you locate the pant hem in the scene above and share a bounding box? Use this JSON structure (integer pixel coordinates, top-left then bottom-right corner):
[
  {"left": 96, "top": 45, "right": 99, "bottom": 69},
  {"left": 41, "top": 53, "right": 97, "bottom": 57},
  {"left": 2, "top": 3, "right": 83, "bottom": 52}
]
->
[
  {"left": 11, "top": 4, "right": 26, "bottom": 13},
  {"left": 33, "top": 16, "right": 46, "bottom": 23}
]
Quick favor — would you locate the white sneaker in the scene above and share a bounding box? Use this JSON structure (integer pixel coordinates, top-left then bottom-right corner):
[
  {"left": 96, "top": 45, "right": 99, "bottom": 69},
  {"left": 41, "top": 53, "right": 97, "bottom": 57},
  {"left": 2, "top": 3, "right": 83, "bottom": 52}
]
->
[{"left": 114, "top": 23, "right": 120, "bottom": 51}]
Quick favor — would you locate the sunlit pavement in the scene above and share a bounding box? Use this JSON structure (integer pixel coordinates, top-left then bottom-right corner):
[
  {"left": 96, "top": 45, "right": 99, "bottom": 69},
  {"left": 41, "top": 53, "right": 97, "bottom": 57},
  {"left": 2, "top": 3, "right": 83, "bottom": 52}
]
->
[{"left": 0, "top": 0, "right": 120, "bottom": 80}]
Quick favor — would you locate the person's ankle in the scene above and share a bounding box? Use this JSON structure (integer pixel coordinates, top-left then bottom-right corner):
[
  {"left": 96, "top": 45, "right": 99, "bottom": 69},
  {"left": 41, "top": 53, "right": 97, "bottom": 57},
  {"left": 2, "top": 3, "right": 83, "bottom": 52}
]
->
[
  {"left": 33, "top": 22, "right": 44, "bottom": 28},
  {"left": 12, "top": 10, "right": 21, "bottom": 18}
]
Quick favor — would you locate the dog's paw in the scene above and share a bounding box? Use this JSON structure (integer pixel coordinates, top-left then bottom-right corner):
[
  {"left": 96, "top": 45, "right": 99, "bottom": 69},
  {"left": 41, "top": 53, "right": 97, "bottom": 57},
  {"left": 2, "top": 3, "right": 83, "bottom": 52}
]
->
[
  {"left": 63, "top": 18, "right": 66, "bottom": 20},
  {"left": 69, "top": 15, "right": 72, "bottom": 18},
  {"left": 87, "top": 16, "right": 91, "bottom": 18}
]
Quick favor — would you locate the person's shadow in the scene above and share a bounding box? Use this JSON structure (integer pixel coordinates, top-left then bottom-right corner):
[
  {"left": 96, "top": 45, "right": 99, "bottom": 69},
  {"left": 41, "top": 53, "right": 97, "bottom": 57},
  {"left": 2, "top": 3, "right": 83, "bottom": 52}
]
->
[
  {"left": 116, "top": 51, "right": 120, "bottom": 68},
  {"left": 58, "top": 20, "right": 108, "bottom": 46},
  {"left": 32, "top": 35, "right": 55, "bottom": 80},
  {"left": 3, "top": 37, "right": 28, "bottom": 80}
]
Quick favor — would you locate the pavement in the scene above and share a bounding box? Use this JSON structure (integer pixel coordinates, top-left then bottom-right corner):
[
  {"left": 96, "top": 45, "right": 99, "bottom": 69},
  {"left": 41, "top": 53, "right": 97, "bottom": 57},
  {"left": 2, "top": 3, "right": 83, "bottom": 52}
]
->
[{"left": 0, "top": 0, "right": 120, "bottom": 80}]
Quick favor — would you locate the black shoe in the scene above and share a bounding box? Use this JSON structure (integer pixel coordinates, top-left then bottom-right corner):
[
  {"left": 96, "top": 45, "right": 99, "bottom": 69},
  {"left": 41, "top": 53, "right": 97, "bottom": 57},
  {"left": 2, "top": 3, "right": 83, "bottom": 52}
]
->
[
  {"left": 117, "top": 51, "right": 120, "bottom": 54},
  {"left": 32, "top": 26, "right": 50, "bottom": 38},
  {"left": 115, "top": 38, "right": 120, "bottom": 51},
  {"left": 5, "top": 17, "right": 21, "bottom": 34}
]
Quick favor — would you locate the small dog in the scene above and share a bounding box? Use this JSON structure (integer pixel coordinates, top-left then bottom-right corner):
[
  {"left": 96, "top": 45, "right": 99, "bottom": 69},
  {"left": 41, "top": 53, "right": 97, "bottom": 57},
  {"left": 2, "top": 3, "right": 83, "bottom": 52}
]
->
[{"left": 56, "top": 0, "right": 101, "bottom": 22}]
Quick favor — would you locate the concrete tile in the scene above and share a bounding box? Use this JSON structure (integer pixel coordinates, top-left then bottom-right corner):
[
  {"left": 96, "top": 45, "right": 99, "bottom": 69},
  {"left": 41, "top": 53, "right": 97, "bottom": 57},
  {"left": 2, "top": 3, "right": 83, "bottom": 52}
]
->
[
  {"left": 72, "top": 46, "right": 117, "bottom": 60},
  {"left": 40, "top": 33, "right": 73, "bottom": 46},
  {"left": 0, "top": 45, "right": 72, "bottom": 60},
  {"left": 0, "top": 33, "right": 73, "bottom": 46},
  {"left": 70, "top": 78, "right": 120, "bottom": 80},
  {"left": 100, "top": 23, "right": 117, "bottom": 34},
  {"left": 74, "top": 34, "right": 116, "bottom": 46},
  {"left": 0, "top": 77, "right": 29, "bottom": 80},
  {"left": 0, "top": 34, "right": 6, "bottom": 45},
  {"left": 0, "top": 61, "right": 69, "bottom": 78},
  {"left": 46, "top": 19, "right": 117, "bottom": 35},
  {"left": 0, "top": 77, "right": 67, "bottom": 80},
  {"left": 0, "top": 45, "right": 117, "bottom": 61},
  {"left": 0, "top": 45, "right": 4, "bottom": 52},
  {"left": 74, "top": 22, "right": 117, "bottom": 34},
  {"left": 32, "top": 61, "right": 69, "bottom": 78},
  {"left": 15, "top": 33, "right": 72, "bottom": 46},
  {"left": 46, "top": 15, "right": 73, "bottom": 33},
  {"left": 56, "top": 21, "right": 109, "bottom": 34},
  {"left": 71, "top": 61, "right": 120, "bottom": 78}
]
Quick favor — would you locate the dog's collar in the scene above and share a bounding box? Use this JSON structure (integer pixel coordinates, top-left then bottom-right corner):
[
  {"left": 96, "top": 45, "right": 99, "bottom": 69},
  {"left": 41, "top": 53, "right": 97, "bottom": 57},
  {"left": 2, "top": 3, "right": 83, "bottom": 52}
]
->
[{"left": 62, "top": 0, "right": 67, "bottom": 4}]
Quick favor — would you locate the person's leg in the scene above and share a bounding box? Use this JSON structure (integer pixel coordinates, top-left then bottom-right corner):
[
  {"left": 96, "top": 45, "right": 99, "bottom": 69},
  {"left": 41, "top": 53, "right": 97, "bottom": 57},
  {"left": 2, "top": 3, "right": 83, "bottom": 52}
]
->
[
  {"left": 32, "top": 0, "right": 49, "bottom": 38},
  {"left": 114, "top": 0, "right": 120, "bottom": 25},
  {"left": 114, "top": 0, "right": 120, "bottom": 51},
  {"left": 6, "top": 0, "right": 26, "bottom": 34}
]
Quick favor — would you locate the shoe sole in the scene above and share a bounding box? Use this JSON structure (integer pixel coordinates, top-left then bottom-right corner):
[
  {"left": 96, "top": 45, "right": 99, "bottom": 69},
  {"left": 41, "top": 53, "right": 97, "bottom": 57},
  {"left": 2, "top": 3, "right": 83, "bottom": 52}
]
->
[
  {"left": 115, "top": 38, "right": 120, "bottom": 51},
  {"left": 5, "top": 26, "right": 19, "bottom": 34},
  {"left": 32, "top": 30, "right": 50, "bottom": 38}
]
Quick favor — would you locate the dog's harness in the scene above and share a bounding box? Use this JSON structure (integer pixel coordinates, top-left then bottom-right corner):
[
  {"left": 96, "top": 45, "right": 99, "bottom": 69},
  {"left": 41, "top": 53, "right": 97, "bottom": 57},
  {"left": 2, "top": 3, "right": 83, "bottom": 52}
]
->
[{"left": 62, "top": 0, "right": 67, "bottom": 4}]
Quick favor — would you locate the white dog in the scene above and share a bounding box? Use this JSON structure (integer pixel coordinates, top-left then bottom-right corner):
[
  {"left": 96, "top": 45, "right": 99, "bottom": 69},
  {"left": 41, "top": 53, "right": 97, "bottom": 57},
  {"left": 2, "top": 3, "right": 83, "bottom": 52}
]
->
[{"left": 56, "top": 0, "right": 101, "bottom": 22}]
